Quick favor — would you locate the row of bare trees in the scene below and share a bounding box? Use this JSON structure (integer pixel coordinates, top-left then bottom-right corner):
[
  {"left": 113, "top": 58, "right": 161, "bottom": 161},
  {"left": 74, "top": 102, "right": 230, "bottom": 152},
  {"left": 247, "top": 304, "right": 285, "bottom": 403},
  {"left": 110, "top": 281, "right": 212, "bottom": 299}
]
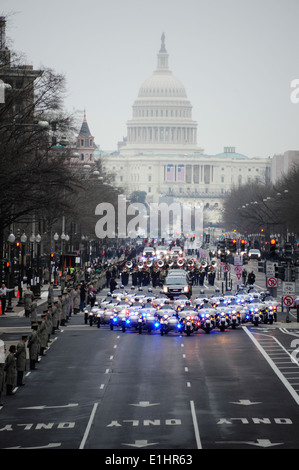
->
[
  {"left": 0, "top": 45, "right": 122, "bottom": 272},
  {"left": 222, "top": 164, "right": 299, "bottom": 241}
]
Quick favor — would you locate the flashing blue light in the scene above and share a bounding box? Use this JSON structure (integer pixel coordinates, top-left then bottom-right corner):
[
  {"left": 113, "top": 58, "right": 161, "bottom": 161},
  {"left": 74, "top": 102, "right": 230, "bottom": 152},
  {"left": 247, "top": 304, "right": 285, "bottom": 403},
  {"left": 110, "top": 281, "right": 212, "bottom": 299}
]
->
[
  {"left": 126, "top": 319, "right": 131, "bottom": 324},
  {"left": 177, "top": 323, "right": 182, "bottom": 329},
  {"left": 154, "top": 322, "right": 160, "bottom": 328},
  {"left": 113, "top": 317, "right": 117, "bottom": 322}
]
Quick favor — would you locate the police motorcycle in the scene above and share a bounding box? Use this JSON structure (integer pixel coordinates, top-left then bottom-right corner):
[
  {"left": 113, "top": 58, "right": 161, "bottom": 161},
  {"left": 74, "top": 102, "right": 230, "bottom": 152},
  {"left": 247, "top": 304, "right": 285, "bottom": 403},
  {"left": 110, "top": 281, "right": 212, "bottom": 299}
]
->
[
  {"left": 177, "top": 300, "right": 198, "bottom": 335},
  {"left": 262, "top": 299, "right": 278, "bottom": 324},
  {"left": 215, "top": 306, "right": 231, "bottom": 331},
  {"left": 226, "top": 300, "right": 247, "bottom": 325},
  {"left": 110, "top": 306, "right": 130, "bottom": 332},
  {"left": 139, "top": 307, "right": 160, "bottom": 334},
  {"left": 247, "top": 301, "right": 265, "bottom": 326},
  {"left": 88, "top": 302, "right": 102, "bottom": 327},
  {"left": 198, "top": 307, "right": 216, "bottom": 334},
  {"left": 152, "top": 293, "right": 169, "bottom": 310},
  {"left": 158, "top": 307, "right": 183, "bottom": 336}
]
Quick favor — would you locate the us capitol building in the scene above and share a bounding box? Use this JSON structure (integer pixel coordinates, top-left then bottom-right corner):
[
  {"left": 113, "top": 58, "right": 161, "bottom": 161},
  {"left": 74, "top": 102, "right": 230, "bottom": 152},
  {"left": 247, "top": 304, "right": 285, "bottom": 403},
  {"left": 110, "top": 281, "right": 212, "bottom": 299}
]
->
[{"left": 102, "top": 34, "right": 271, "bottom": 227}]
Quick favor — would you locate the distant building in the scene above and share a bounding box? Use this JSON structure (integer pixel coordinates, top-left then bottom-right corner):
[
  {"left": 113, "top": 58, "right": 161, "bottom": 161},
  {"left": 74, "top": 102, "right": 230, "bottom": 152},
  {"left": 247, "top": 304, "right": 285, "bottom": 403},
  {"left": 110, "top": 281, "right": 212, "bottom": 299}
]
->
[
  {"left": 73, "top": 111, "right": 96, "bottom": 166},
  {"left": 103, "top": 34, "right": 271, "bottom": 226},
  {"left": 0, "top": 16, "right": 42, "bottom": 118},
  {"left": 270, "top": 150, "right": 299, "bottom": 183}
]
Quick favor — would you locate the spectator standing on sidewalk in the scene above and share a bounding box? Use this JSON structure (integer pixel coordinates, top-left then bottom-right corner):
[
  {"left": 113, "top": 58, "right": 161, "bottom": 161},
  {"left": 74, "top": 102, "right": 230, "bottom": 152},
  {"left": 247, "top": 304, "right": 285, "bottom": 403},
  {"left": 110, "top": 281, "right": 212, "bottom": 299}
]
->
[
  {"left": 15, "top": 335, "right": 28, "bottom": 386},
  {"left": 5, "top": 345, "right": 16, "bottom": 395},
  {"left": 23, "top": 285, "right": 34, "bottom": 318},
  {"left": 47, "top": 282, "right": 54, "bottom": 306},
  {"left": 27, "top": 324, "right": 40, "bottom": 370},
  {"left": 0, "top": 340, "right": 5, "bottom": 404},
  {"left": 0, "top": 283, "right": 15, "bottom": 315},
  {"left": 29, "top": 297, "right": 38, "bottom": 326}
]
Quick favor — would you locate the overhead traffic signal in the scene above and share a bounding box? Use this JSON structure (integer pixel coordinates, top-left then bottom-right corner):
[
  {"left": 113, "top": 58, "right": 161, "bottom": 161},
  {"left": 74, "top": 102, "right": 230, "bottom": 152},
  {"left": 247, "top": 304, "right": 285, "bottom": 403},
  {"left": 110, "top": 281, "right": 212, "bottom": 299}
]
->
[
  {"left": 284, "top": 242, "right": 292, "bottom": 261},
  {"left": 231, "top": 239, "right": 237, "bottom": 252},
  {"left": 270, "top": 239, "right": 277, "bottom": 257}
]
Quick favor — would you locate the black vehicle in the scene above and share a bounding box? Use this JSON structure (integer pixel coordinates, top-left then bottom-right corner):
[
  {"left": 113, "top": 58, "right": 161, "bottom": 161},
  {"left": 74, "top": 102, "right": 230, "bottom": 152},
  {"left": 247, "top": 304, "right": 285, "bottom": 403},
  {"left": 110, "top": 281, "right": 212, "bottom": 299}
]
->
[{"left": 162, "top": 273, "right": 192, "bottom": 299}]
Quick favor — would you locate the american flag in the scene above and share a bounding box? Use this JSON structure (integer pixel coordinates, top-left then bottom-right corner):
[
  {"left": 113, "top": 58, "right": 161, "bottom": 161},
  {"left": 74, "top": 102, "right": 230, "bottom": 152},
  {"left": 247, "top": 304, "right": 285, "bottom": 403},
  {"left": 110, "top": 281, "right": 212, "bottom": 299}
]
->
[
  {"left": 177, "top": 164, "right": 185, "bottom": 182},
  {"left": 166, "top": 164, "right": 174, "bottom": 181}
]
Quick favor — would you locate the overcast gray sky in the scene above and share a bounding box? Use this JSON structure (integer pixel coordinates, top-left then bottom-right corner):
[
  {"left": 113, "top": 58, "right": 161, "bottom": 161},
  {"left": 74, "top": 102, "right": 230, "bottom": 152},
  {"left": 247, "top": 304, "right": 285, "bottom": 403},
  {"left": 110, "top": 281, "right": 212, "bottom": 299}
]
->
[{"left": 1, "top": 0, "right": 299, "bottom": 158}]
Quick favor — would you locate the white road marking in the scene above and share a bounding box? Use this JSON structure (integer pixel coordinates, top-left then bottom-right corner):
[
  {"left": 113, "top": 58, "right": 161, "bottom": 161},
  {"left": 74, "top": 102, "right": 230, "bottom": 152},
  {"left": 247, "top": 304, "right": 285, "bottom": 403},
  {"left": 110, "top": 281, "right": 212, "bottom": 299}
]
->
[{"left": 190, "top": 400, "right": 202, "bottom": 449}]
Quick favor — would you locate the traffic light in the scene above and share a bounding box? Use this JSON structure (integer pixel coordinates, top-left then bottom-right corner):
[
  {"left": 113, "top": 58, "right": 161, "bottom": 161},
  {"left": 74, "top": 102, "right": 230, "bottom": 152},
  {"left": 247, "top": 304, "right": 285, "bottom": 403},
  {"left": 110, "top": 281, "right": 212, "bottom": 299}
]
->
[
  {"left": 270, "top": 239, "right": 277, "bottom": 257},
  {"left": 4, "top": 260, "right": 10, "bottom": 273},
  {"left": 50, "top": 253, "right": 54, "bottom": 259},
  {"left": 275, "top": 265, "right": 285, "bottom": 280},
  {"left": 231, "top": 239, "right": 237, "bottom": 252},
  {"left": 240, "top": 239, "right": 246, "bottom": 252},
  {"left": 284, "top": 242, "right": 292, "bottom": 261}
]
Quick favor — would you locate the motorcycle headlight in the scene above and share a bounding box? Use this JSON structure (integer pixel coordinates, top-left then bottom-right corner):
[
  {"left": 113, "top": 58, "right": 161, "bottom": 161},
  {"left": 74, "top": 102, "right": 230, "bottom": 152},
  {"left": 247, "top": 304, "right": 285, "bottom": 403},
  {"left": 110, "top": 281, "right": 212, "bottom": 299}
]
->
[
  {"left": 163, "top": 286, "right": 168, "bottom": 293},
  {"left": 183, "top": 286, "right": 189, "bottom": 293}
]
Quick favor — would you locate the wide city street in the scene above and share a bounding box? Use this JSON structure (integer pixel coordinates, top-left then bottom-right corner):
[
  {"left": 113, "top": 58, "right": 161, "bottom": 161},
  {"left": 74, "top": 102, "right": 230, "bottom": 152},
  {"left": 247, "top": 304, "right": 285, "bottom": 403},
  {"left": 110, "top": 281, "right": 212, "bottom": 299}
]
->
[{"left": 1, "top": 258, "right": 299, "bottom": 454}]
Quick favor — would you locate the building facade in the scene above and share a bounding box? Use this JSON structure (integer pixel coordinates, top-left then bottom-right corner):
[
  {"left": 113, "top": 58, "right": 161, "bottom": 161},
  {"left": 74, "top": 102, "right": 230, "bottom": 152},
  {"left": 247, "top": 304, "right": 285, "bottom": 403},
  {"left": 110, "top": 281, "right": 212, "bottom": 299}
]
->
[{"left": 102, "top": 34, "right": 271, "bottom": 226}]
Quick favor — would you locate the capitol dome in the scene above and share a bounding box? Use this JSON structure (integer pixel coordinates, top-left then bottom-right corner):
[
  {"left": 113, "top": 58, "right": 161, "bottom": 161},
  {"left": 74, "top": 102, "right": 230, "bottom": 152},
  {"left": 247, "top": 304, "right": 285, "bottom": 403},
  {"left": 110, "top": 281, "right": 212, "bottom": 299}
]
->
[
  {"left": 138, "top": 70, "right": 187, "bottom": 99},
  {"left": 120, "top": 34, "right": 201, "bottom": 155}
]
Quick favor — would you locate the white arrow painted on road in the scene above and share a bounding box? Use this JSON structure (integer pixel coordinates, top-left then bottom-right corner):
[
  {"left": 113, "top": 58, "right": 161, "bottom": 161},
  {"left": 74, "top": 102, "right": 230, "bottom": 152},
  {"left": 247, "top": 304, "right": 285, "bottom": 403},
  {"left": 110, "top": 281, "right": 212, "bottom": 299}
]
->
[
  {"left": 216, "top": 439, "right": 283, "bottom": 448},
  {"left": 122, "top": 440, "right": 158, "bottom": 448},
  {"left": 230, "top": 400, "right": 262, "bottom": 406},
  {"left": 4, "top": 443, "right": 61, "bottom": 449},
  {"left": 129, "top": 401, "right": 160, "bottom": 407},
  {"left": 19, "top": 403, "right": 78, "bottom": 410}
]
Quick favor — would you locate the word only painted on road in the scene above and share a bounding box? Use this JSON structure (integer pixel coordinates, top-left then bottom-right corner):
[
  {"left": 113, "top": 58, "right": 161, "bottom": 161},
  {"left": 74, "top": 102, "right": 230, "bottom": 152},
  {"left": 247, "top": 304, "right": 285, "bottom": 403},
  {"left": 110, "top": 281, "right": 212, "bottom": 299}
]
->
[
  {"left": 107, "top": 418, "right": 182, "bottom": 427},
  {"left": 217, "top": 418, "right": 293, "bottom": 425},
  {"left": 0, "top": 422, "right": 75, "bottom": 431}
]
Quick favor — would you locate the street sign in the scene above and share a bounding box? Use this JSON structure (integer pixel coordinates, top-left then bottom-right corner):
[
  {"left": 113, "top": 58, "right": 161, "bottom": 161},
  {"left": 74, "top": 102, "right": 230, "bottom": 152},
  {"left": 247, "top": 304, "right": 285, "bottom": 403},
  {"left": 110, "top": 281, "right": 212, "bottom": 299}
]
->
[
  {"left": 234, "top": 255, "right": 243, "bottom": 266},
  {"left": 283, "top": 295, "right": 294, "bottom": 307},
  {"left": 236, "top": 273, "right": 242, "bottom": 280},
  {"left": 234, "top": 266, "right": 242, "bottom": 274},
  {"left": 282, "top": 282, "right": 296, "bottom": 295},
  {"left": 223, "top": 264, "right": 231, "bottom": 272},
  {"left": 266, "top": 262, "right": 275, "bottom": 277},
  {"left": 267, "top": 277, "right": 277, "bottom": 288}
]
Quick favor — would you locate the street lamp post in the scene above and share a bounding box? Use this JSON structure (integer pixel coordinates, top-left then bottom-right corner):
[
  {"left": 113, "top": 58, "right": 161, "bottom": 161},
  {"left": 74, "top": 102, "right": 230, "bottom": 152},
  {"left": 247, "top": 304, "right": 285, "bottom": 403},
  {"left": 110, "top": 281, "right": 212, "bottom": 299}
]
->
[
  {"left": 6, "top": 232, "right": 15, "bottom": 312},
  {"left": 17, "top": 232, "right": 27, "bottom": 306}
]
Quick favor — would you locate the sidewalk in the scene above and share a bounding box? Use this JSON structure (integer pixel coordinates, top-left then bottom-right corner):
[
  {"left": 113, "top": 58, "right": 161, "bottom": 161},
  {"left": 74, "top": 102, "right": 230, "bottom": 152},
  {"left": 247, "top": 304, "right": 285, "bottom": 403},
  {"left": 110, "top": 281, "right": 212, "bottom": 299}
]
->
[{"left": 0, "top": 284, "right": 56, "bottom": 319}]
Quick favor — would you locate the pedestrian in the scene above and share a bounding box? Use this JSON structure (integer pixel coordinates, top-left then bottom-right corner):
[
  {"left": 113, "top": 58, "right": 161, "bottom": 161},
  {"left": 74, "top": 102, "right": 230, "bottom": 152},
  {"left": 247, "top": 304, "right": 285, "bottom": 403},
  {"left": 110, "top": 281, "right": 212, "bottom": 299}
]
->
[
  {"left": 51, "top": 302, "right": 58, "bottom": 334},
  {"left": 0, "top": 283, "right": 15, "bottom": 315},
  {"left": 247, "top": 270, "right": 256, "bottom": 286},
  {"left": 79, "top": 283, "right": 86, "bottom": 311},
  {"left": 242, "top": 268, "right": 247, "bottom": 285},
  {"left": 88, "top": 285, "right": 97, "bottom": 307},
  {"left": 15, "top": 335, "right": 28, "bottom": 386},
  {"left": 4, "top": 345, "right": 16, "bottom": 395},
  {"left": 29, "top": 297, "right": 38, "bottom": 326},
  {"left": 23, "top": 285, "right": 34, "bottom": 318},
  {"left": 27, "top": 324, "right": 40, "bottom": 370},
  {"left": 47, "top": 282, "right": 54, "bottom": 306},
  {"left": 43, "top": 267, "right": 50, "bottom": 284},
  {"left": 110, "top": 278, "right": 117, "bottom": 292},
  {"left": 56, "top": 295, "right": 62, "bottom": 329},
  {"left": 0, "top": 340, "right": 5, "bottom": 405},
  {"left": 38, "top": 314, "right": 48, "bottom": 356},
  {"left": 73, "top": 287, "right": 80, "bottom": 315}
]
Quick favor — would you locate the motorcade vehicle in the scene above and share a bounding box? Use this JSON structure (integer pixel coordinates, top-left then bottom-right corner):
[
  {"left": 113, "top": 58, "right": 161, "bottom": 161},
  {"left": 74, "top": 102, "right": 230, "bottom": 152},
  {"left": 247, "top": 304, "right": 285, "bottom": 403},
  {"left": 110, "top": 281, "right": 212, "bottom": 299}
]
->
[
  {"left": 215, "top": 306, "right": 231, "bottom": 331},
  {"left": 159, "top": 311, "right": 183, "bottom": 336},
  {"left": 156, "top": 246, "right": 168, "bottom": 258},
  {"left": 248, "top": 248, "right": 261, "bottom": 259},
  {"left": 142, "top": 247, "right": 156, "bottom": 260},
  {"left": 162, "top": 272, "right": 192, "bottom": 299},
  {"left": 139, "top": 308, "right": 160, "bottom": 334},
  {"left": 198, "top": 307, "right": 216, "bottom": 333}
]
